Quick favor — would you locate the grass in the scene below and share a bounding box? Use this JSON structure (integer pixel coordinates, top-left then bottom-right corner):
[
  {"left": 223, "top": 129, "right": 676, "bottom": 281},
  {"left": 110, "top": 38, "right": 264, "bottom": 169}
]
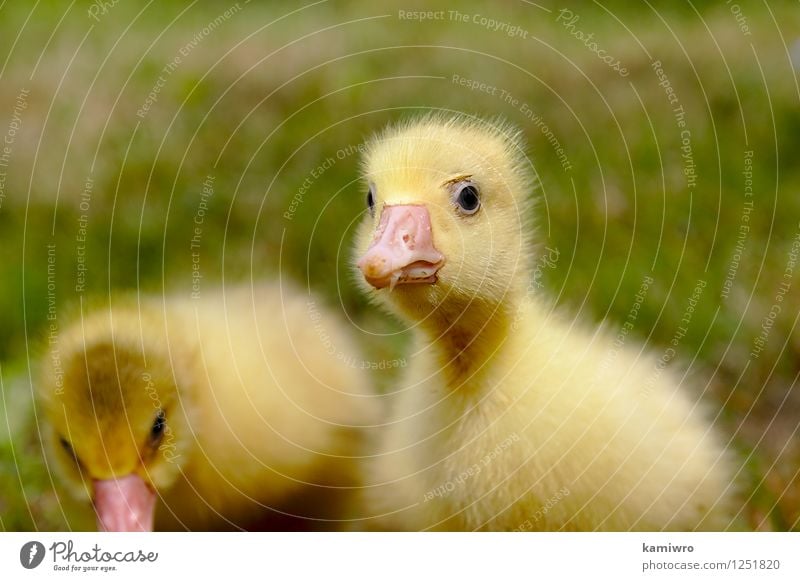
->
[{"left": 0, "top": 0, "right": 798, "bottom": 530}]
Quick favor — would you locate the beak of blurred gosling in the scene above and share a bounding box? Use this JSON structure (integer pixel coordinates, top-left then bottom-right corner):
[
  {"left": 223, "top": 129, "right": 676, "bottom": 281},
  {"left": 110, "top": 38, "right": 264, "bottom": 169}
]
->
[{"left": 93, "top": 474, "right": 156, "bottom": 532}]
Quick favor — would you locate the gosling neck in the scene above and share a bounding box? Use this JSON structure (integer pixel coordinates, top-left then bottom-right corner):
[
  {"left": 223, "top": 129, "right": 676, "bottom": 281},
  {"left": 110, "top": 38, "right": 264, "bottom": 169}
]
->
[{"left": 417, "top": 292, "right": 518, "bottom": 387}]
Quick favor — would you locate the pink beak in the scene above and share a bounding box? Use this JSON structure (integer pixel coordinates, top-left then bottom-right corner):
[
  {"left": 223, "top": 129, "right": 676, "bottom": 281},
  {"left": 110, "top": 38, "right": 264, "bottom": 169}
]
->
[
  {"left": 357, "top": 205, "right": 445, "bottom": 290},
  {"left": 93, "top": 474, "right": 156, "bottom": 532}
]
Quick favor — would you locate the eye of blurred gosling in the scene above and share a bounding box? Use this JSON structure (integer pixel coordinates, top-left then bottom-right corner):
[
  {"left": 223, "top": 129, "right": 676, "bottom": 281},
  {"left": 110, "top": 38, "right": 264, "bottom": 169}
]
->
[
  {"left": 454, "top": 183, "right": 480, "bottom": 215},
  {"left": 150, "top": 410, "right": 166, "bottom": 445},
  {"left": 60, "top": 436, "right": 74, "bottom": 456},
  {"left": 59, "top": 436, "right": 81, "bottom": 467},
  {"left": 366, "top": 185, "right": 375, "bottom": 217}
]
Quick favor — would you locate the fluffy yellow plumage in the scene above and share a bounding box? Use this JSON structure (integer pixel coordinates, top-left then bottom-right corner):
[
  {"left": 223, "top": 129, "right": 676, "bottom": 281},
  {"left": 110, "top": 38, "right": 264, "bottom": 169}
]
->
[
  {"left": 38, "top": 283, "right": 376, "bottom": 531},
  {"left": 354, "top": 114, "right": 736, "bottom": 531}
]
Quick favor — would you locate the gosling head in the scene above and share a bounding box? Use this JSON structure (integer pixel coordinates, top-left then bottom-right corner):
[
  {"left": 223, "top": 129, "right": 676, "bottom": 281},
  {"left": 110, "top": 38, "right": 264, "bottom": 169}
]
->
[
  {"left": 354, "top": 114, "right": 535, "bottom": 322},
  {"left": 38, "top": 309, "right": 191, "bottom": 531}
]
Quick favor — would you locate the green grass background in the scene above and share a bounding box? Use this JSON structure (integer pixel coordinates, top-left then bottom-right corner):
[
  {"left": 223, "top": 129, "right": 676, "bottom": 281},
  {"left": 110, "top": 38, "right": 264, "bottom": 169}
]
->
[{"left": 0, "top": 0, "right": 798, "bottom": 530}]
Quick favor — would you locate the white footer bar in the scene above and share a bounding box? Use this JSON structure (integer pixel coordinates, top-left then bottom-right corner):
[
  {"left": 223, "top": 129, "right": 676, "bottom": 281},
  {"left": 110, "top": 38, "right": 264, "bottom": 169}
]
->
[{"left": 1, "top": 532, "right": 797, "bottom": 580}]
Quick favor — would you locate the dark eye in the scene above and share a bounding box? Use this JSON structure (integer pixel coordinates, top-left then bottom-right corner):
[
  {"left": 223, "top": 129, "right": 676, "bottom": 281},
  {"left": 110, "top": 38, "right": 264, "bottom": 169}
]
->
[
  {"left": 366, "top": 185, "right": 375, "bottom": 217},
  {"left": 60, "top": 437, "right": 74, "bottom": 456},
  {"left": 59, "top": 437, "right": 82, "bottom": 467},
  {"left": 454, "top": 183, "right": 480, "bottom": 215},
  {"left": 150, "top": 410, "right": 166, "bottom": 444}
]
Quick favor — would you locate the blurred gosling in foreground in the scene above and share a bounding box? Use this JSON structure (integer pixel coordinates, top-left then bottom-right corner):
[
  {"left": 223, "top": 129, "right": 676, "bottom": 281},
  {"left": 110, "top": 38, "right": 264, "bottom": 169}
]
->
[{"left": 38, "top": 283, "right": 377, "bottom": 531}]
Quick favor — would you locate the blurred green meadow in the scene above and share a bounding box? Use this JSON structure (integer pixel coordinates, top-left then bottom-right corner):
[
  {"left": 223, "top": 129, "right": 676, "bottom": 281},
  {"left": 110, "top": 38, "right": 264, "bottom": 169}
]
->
[{"left": 0, "top": 0, "right": 799, "bottom": 530}]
